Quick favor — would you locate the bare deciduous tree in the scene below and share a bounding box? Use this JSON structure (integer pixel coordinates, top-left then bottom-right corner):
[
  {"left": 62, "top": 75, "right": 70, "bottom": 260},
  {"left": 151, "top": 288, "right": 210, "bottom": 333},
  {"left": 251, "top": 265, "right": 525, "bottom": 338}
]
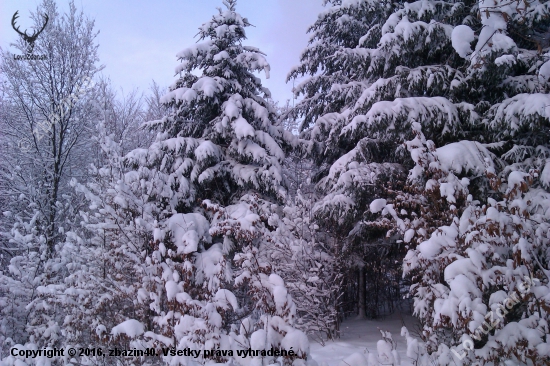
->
[{"left": 0, "top": 0, "right": 101, "bottom": 349}]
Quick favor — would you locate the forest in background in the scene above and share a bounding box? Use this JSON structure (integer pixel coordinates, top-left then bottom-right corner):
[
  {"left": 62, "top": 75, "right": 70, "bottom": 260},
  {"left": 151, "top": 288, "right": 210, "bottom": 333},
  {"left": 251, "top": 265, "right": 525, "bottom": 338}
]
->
[{"left": 1, "top": 0, "right": 550, "bottom": 365}]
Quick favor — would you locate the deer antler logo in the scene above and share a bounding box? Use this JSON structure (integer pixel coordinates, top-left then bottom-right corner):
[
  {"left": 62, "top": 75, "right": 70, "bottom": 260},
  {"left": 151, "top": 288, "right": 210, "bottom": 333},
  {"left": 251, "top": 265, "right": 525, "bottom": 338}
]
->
[{"left": 12, "top": 11, "right": 49, "bottom": 54}]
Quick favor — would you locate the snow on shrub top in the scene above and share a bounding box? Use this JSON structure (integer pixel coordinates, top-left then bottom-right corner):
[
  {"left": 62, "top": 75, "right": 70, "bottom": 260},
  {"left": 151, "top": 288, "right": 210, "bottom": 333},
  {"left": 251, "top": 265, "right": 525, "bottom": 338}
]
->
[
  {"left": 111, "top": 319, "right": 144, "bottom": 338},
  {"left": 167, "top": 213, "right": 210, "bottom": 254},
  {"left": 451, "top": 25, "right": 475, "bottom": 58}
]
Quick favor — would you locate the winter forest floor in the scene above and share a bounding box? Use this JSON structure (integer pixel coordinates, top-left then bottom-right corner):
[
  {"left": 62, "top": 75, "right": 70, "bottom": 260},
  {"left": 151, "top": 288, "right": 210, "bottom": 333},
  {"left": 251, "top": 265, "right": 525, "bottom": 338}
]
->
[{"left": 310, "top": 313, "right": 419, "bottom": 366}]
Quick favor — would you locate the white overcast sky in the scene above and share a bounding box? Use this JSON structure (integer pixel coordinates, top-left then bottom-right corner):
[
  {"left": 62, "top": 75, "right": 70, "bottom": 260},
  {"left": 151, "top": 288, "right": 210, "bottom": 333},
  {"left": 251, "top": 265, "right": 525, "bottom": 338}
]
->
[{"left": 1, "top": 0, "right": 324, "bottom": 103}]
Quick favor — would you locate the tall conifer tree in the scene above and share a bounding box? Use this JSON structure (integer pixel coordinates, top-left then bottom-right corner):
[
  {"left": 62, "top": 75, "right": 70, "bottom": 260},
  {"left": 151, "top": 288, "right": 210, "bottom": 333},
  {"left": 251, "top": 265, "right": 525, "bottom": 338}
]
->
[
  {"left": 289, "top": 0, "right": 472, "bottom": 319},
  {"left": 60, "top": 1, "right": 311, "bottom": 365}
]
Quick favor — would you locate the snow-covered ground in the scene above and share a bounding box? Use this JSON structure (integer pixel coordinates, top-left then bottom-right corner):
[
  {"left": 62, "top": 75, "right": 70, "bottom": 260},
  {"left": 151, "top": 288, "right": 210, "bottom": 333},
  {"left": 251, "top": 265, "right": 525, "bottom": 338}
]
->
[{"left": 310, "top": 313, "right": 418, "bottom": 366}]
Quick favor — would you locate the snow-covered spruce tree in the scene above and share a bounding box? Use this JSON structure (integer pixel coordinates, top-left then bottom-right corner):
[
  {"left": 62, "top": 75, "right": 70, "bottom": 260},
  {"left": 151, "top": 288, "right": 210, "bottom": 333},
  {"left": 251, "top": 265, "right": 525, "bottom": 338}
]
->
[
  {"left": 0, "top": 0, "right": 100, "bottom": 353},
  {"left": 288, "top": 0, "right": 474, "bottom": 319},
  {"left": 373, "top": 123, "right": 550, "bottom": 364},
  {"left": 146, "top": 2, "right": 312, "bottom": 361},
  {"left": 61, "top": 1, "right": 311, "bottom": 365}
]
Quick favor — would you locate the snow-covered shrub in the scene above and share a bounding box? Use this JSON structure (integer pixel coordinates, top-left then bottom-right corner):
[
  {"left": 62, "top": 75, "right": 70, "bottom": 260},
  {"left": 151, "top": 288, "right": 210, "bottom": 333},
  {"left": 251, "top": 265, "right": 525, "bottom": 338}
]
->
[
  {"left": 373, "top": 124, "right": 550, "bottom": 364},
  {"left": 270, "top": 191, "right": 342, "bottom": 342}
]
